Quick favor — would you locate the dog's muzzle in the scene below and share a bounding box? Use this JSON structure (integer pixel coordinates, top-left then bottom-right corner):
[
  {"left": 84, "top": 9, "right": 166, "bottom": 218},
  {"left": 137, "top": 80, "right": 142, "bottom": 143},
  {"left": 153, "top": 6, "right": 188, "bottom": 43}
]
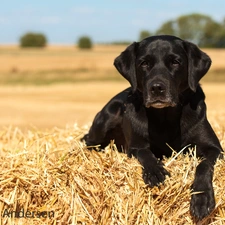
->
[
  {"left": 145, "top": 100, "right": 176, "bottom": 108},
  {"left": 144, "top": 81, "right": 177, "bottom": 108}
]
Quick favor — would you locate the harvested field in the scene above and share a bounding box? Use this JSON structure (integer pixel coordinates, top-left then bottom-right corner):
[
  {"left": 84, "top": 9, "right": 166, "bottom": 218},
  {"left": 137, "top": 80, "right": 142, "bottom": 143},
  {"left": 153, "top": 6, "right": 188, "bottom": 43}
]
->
[
  {"left": 0, "top": 82, "right": 128, "bottom": 129},
  {"left": 0, "top": 82, "right": 225, "bottom": 224},
  {"left": 0, "top": 45, "right": 225, "bottom": 224},
  {"left": 0, "top": 45, "right": 225, "bottom": 84},
  {"left": 0, "top": 124, "right": 224, "bottom": 224},
  {"left": 0, "top": 82, "right": 224, "bottom": 129}
]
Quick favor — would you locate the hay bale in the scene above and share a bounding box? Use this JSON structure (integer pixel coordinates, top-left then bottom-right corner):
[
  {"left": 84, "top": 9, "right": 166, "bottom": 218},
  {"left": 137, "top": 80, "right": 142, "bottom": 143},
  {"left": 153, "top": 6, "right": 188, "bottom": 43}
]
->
[{"left": 0, "top": 125, "right": 224, "bottom": 224}]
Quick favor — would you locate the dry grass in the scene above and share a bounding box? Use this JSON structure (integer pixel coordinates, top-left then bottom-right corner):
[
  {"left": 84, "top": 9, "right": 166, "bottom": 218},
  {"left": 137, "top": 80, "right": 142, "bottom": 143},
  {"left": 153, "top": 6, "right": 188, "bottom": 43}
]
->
[
  {"left": 0, "top": 82, "right": 224, "bottom": 224},
  {"left": 0, "top": 45, "right": 123, "bottom": 72},
  {"left": 0, "top": 45, "right": 225, "bottom": 224},
  {"left": 0, "top": 124, "right": 224, "bottom": 225},
  {"left": 0, "top": 45, "right": 125, "bottom": 84},
  {"left": 0, "top": 82, "right": 224, "bottom": 129},
  {"left": 0, "top": 45, "right": 224, "bottom": 72},
  {"left": 0, "top": 82, "right": 129, "bottom": 129},
  {"left": 0, "top": 45, "right": 225, "bottom": 84}
]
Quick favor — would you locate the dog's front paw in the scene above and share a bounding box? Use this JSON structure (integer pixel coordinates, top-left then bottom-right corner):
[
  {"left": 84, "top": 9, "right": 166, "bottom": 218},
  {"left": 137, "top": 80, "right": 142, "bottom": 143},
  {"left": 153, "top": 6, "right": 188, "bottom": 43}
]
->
[
  {"left": 142, "top": 162, "right": 170, "bottom": 187},
  {"left": 190, "top": 186, "right": 215, "bottom": 221},
  {"left": 80, "top": 134, "right": 88, "bottom": 142},
  {"left": 80, "top": 134, "right": 101, "bottom": 151}
]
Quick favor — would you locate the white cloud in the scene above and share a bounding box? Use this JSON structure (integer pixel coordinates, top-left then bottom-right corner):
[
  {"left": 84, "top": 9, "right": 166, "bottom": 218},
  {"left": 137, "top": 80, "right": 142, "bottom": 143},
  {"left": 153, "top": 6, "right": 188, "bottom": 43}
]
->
[
  {"left": 0, "top": 17, "right": 9, "bottom": 24},
  {"left": 71, "top": 6, "right": 96, "bottom": 14},
  {"left": 40, "top": 16, "right": 62, "bottom": 24}
]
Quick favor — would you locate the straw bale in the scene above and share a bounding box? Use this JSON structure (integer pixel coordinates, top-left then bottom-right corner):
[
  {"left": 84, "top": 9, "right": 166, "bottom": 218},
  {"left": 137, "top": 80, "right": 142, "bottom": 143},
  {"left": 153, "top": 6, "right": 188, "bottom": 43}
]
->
[{"left": 0, "top": 124, "right": 224, "bottom": 225}]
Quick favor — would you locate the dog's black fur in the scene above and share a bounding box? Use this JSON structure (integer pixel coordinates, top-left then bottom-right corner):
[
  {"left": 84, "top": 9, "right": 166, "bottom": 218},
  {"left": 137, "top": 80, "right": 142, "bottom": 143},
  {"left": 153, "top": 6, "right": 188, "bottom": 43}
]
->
[{"left": 82, "top": 35, "right": 222, "bottom": 220}]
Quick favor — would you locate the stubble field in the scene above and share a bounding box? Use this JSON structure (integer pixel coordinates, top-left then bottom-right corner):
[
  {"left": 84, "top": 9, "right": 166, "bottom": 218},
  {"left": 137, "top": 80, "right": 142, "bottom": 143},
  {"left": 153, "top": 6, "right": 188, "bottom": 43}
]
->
[
  {"left": 0, "top": 45, "right": 225, "bottom": 224},
  {"left": 0, "top": 45, "right": 225, "bottom": 129}
]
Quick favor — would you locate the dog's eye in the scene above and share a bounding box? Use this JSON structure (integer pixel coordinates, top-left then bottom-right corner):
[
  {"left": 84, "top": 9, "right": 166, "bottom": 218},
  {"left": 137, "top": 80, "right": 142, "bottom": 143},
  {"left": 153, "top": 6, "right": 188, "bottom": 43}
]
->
[
  {"left": 171, "top": 59, "right": 180, "bottom": 66},
  {"left": 140, "top": 61, "right": 149, "bottom": 68}
]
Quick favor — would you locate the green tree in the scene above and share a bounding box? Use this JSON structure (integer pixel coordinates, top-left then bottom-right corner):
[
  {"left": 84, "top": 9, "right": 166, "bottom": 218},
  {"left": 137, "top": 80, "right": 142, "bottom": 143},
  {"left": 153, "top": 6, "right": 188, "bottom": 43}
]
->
[
  {"left": 156, "top": 21, "right": 176, "bottom": 36},
  {"left": 77, "top": 36, "right": 93, "bottom": 49},
  {"left": 176, "top": 13, "right": 212, "bottom": 44},
  {"left": 223, "top": 17, "right": 225, "bottom": 27},
  {"left": 20, "top": 32, "right": 47, "bottom": 47},
  {"left": 156, "top": 13, "right": 225, "bottom": 47},
  {"left": 139, "top": 30, "right": 152, "bottom": 41},
  {"left": 202, "top": 20, "right": 225, "bottom": 47}
]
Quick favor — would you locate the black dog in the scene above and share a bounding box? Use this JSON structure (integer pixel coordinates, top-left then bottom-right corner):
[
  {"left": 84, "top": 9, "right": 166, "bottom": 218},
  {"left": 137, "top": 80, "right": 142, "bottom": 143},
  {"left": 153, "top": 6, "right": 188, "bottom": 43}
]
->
[{"left": 82, "top": 35, "right": 222, "bottom": 220}]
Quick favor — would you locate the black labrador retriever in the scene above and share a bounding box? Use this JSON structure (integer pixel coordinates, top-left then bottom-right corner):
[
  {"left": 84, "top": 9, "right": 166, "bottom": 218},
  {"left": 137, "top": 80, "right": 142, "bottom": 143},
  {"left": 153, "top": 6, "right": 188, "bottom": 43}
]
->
[{"left": 82, "top": 35, "right": 222, "bottom": 220}]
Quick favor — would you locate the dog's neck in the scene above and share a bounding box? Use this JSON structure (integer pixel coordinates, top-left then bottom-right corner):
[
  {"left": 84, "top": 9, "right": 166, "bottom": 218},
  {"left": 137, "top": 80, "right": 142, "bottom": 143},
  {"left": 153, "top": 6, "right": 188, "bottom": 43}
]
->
[{"left": 179, "top": 85, "right": 205, "bottom": 107}]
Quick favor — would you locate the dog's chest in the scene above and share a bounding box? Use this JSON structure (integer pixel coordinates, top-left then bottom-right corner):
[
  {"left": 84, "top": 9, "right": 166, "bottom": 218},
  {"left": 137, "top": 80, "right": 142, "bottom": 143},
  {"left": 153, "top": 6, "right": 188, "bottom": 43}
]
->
[{"left": 147, "top": 108, "right": 182, "bottom": 148}]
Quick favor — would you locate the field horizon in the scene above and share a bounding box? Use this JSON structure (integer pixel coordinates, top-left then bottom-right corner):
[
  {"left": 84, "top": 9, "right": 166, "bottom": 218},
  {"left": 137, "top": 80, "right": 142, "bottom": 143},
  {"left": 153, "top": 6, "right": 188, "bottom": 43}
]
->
[{"left": 0, "top": 45, "right": 225, "bottom": 85}]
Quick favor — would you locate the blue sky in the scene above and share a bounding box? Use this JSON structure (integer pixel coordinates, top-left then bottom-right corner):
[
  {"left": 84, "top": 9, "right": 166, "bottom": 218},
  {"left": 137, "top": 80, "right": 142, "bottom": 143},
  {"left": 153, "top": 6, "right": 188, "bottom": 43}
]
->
[{"left": 1, "top": 0, "right": 225, "bottom": 44}]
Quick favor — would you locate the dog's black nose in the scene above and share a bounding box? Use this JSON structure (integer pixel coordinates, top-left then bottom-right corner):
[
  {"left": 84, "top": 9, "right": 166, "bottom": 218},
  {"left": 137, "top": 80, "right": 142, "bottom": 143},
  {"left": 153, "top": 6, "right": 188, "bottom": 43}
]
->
[{"left": 150, "top": 82, "right": 166, "bottom": 96}]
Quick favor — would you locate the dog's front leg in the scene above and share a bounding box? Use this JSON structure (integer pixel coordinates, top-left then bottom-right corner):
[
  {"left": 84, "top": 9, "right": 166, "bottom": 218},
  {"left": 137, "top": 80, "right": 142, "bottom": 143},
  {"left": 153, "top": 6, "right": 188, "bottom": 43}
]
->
[
  {"left": 190, "top": 158, "right": 216, "bottom": 220},
  {"left": 123, "top": 103, "right": 170, "bottom": 187},
  {"left": 130, "top": 147, "right": 170, "bottom": 187},
  {"left": 126, "top": 132, "right": 170, "bottom": 187},
  {"left": 190, "top": 143, "right": 221, "bottom": 220},
  {"left": 188, "top": 121, "right": 222, "bottom": 220},
  {"left": 181, "top": 100, "right": 222, "bottom": 220}
]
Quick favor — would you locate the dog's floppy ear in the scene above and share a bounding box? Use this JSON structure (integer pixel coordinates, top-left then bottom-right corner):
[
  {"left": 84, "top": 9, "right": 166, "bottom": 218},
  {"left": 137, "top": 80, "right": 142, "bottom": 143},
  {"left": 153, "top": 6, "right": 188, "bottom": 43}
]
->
[
  {"left": 184, "top": 41, "right": 211, "bottom": 92},
  {"left": 114, "top": 42, "right": 138, "bottom": 91}
]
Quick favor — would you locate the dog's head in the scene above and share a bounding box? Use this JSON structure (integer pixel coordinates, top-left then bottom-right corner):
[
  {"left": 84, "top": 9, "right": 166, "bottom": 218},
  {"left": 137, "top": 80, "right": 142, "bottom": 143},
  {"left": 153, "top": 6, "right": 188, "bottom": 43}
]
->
[{"left": 114, "top": 35, "right": 211, "bottom": 108}]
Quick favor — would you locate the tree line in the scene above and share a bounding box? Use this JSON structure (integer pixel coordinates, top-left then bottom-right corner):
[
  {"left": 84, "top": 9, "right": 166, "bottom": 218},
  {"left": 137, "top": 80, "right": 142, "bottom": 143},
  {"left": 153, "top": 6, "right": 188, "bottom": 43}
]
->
[
  {"left": 140, "top": 13, "right": 225, "bottom": 48},
  {"left": 20, "top": 13, "right": 225, "bottom": 49}
]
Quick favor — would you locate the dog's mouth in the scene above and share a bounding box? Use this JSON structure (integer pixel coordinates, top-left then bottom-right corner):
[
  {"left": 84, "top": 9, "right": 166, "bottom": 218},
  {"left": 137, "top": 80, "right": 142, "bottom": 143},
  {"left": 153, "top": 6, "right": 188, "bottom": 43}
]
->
[{"left": 145, "top": 100, "right": 176, "bottom": 109}]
